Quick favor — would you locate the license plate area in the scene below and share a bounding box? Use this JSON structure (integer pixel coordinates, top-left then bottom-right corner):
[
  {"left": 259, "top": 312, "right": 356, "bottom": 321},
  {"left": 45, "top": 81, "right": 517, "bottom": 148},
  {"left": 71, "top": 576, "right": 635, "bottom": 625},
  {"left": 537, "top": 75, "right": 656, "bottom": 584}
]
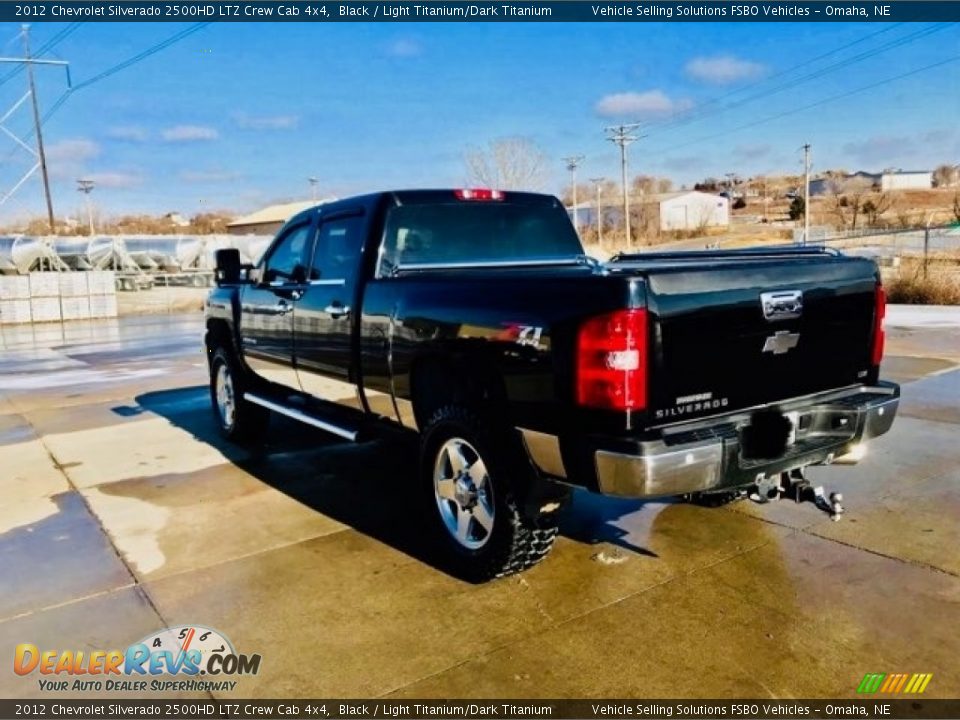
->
[{"left": 740, "top": 408, "right": 794, "bottom": 460}]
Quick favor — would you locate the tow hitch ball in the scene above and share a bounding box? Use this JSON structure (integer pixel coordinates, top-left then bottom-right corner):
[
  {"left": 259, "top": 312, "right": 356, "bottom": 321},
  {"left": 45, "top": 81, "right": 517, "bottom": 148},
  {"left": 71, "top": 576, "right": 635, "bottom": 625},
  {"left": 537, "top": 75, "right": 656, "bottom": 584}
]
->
[{"left": 749, "top": 469, "right": 845, "bottom": 521}]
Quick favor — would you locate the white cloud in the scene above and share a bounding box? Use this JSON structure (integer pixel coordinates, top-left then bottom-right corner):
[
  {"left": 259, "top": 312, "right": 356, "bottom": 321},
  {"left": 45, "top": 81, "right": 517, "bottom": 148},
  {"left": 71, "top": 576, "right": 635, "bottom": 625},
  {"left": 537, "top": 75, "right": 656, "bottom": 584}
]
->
[
  {"left": 161, "top": 125, "right": 219, "bottom": 142},
  {"left": 85, "top": 172, "right": 144, "bottom": 189},
  {"left": 180, "top": 170, "right": 241, "bottom": 183},
  {"left": 232, "top": 113, "right": 299, "bottom": 131},
  {"left": 46, "top": 139, "right": 100, "bottom": 163},
  {"left": 685, "top": 55, "right": 767, "bottom": 84},
  {"left": 595, "top": 90, "right": 692, "bottom": 119},
  {"left": 106, "top": 126, "right": 149, "bottom": 142},
  {"left": 386, "top": 38, "right": 423, "bottom": 58}
]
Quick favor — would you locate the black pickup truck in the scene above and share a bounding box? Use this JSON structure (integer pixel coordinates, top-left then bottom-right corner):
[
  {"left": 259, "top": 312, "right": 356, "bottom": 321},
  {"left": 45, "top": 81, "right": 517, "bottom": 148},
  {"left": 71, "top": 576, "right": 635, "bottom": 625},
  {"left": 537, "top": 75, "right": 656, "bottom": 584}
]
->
[{"left": 205, "top": 189, "right": 899, "bottom": 580}]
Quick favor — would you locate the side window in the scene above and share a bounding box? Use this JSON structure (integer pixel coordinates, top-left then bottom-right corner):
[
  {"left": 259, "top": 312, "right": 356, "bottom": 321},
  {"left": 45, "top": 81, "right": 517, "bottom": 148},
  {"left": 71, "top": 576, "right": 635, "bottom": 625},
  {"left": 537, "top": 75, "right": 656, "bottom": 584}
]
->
[
  {"left": 263, "top": 224, "right": 311, "bottom": 283},
  {"left": 310, "top": 215, "right": 364, "bottom": 287}
]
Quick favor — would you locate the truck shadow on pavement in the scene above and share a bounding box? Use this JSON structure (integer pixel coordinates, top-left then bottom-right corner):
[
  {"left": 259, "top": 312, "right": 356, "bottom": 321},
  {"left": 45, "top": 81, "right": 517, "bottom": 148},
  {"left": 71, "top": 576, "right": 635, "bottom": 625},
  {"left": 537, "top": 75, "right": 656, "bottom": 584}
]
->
[{"left": 134, "top": 386, "right": 659, "bottom": 580}]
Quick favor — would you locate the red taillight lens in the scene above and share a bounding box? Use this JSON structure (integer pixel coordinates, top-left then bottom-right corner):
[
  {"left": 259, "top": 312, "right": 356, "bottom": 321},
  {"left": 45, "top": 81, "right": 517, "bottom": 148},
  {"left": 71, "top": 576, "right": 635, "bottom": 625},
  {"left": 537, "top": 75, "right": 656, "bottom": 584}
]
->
[
  {"left": 871, "top": 284, "right": 886, "bottom": 366},
  {"left": 454, "top": 188, "right": 504, "bottom": 201},
  {"left": 576, "top": 309, "right": 648, "bottom": 411}
]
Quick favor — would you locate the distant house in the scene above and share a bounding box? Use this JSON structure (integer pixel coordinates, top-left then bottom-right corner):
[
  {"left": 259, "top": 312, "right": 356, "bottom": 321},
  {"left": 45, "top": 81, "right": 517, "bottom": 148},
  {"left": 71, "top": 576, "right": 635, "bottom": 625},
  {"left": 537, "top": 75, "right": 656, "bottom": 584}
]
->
[
  {"left": 809, "top": 169, "right": 932, "bottom": 196},
  {"left": 226, "top": 199, "right": 331, "bottom": 236},
  {"left": 568, "top": 191, "right": 729, "bottom": 233},
  {"left": 642, "top": 191, "right": 729, "bottom": 232},
  {"left": 880, "top": 170, "right": 933, "bottom": 191}
]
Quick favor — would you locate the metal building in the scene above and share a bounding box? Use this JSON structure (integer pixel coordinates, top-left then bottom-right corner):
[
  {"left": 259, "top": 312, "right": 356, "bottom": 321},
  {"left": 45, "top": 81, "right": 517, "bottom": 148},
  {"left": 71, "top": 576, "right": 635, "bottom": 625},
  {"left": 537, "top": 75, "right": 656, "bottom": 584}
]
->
[{"left": 642, "top": 191, "right": 730, "bottom": 232}]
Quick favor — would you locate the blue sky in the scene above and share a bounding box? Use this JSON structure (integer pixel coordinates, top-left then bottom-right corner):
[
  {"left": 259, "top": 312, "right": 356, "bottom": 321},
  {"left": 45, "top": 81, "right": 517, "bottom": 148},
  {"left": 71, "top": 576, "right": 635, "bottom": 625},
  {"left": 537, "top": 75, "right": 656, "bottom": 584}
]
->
[{"left": 0, "top": 20, "right": 957, "bottom": 219}]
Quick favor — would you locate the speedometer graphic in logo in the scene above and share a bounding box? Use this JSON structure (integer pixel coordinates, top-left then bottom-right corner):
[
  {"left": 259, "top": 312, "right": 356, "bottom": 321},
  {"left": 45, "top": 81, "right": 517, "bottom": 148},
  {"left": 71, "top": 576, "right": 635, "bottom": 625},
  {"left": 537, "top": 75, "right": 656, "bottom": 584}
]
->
[{"left": 134, "top": 625, "right": 234, "bottom": 674}]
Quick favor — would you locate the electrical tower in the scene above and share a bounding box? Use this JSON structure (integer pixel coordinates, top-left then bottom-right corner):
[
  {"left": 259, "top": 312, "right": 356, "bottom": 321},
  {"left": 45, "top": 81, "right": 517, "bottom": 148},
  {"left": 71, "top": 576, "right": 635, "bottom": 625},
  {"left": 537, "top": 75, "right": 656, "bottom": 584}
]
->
[
  {"left": 605, "top": 123, "right": 644, "bottom": 249},
  {"left": 562, "top": 155, "right": 585, "bottom": 232},
  {"left": 0, "top": 25, "right": 71, "bottom": 232}
]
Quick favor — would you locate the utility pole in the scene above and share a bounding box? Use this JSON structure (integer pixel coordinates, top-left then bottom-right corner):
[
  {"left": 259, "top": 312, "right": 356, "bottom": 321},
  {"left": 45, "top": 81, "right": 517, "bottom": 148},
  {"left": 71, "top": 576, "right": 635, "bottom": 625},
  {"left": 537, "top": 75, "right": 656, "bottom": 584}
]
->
[
  {"left": 308, "top": 177, "right": 319, "bottom": 202},
  {"left": 562, "top": 155, "right": 584, "bottom": 233},
  {"left": 77, "top": 178, "right": 95, "bottom": 235},
  {"left": 22, "top": 25, "right": 55, "bottom": 233},
  {"left": 589, "top": 177, "right": 604, "bottom": 246},
  {"left": 605, "top": 123, "right": 643, "bottom": 250},
  {"left": 801, "top": 143, "right": 811, "bottom": 245}
]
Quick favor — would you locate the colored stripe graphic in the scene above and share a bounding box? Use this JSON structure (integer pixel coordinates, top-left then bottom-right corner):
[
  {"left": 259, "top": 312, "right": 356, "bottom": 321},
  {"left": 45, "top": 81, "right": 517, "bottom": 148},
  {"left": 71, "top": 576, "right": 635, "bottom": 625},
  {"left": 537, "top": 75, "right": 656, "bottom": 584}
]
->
[
  {"left": 859, "top": 673, "right": 933, "bottom": 694},
  {"left": 857, "top": 673, "right": 886, "bottom": 693}
]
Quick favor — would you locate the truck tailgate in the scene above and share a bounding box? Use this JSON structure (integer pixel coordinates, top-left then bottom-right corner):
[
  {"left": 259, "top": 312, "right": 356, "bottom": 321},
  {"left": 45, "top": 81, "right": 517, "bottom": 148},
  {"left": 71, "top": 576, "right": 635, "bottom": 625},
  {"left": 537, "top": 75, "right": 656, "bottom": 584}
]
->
[{"left": 615, "top": 254, "right": 880, "bottom": 422}]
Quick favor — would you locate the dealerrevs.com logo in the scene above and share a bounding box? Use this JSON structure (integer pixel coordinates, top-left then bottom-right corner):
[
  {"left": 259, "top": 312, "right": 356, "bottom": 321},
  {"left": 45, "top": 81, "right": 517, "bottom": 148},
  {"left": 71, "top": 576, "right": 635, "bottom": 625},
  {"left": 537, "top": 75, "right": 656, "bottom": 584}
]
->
[{"left": 14, "top": 625, "right": 261, "bottom": 693}]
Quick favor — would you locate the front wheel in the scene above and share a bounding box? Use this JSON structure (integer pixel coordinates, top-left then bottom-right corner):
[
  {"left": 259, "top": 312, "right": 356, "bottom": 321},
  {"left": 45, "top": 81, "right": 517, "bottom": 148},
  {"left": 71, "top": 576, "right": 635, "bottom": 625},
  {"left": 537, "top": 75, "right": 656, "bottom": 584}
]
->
[
  {"left": 209, "top": 346, "right": 269, "bottom": 443},
  {"left": 421, "top": 405, "right": 560, "bottom": 581}
]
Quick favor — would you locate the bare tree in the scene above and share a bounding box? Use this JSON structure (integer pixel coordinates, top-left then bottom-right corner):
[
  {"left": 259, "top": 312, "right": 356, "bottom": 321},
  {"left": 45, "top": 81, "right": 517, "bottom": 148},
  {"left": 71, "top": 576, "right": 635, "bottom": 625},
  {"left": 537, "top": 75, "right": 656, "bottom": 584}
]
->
[
  {"left": 463, "top": 137, "right": 550, "bottom": 191},
  {"left": 828, "top": 176, "right": 874, "bottom": 230},
  {"left": 934, "top": 164, "right": 959, "bottom": 188},
  {"left": 863, "top": 193, "right": 892, "bottom": 228},
  {"left": 954, "top": 192, "right": 960, "bottom": 224}
]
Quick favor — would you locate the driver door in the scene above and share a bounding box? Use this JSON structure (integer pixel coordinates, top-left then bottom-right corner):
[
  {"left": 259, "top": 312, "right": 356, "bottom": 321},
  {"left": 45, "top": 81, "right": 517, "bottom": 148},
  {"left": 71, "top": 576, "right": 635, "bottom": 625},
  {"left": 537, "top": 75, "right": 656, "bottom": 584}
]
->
[{"left": 239, "top": 220, "right": 313, "bottom": 389}]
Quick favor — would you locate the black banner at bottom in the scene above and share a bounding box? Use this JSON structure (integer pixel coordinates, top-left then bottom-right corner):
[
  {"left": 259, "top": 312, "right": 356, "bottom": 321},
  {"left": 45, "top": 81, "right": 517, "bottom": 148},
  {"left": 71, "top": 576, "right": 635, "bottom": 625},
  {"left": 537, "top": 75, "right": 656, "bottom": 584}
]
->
[{"left": 1, "top": 699, "right": 959, "bottom": 720}]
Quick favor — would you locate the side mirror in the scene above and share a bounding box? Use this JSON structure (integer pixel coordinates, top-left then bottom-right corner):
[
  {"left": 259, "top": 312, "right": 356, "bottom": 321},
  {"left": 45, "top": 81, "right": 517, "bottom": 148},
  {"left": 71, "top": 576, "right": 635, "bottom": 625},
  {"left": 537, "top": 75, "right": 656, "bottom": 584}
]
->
[{"left": 215, "top": 249, "right": 242, "bottom": 285}]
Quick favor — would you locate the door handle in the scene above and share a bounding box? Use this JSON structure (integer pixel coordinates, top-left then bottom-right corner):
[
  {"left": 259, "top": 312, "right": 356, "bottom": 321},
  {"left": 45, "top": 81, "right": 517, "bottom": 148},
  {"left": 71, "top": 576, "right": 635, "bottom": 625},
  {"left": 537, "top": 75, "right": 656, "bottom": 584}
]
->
[{"left": 324, "top": 304, "right": 351, "bottom": 319}]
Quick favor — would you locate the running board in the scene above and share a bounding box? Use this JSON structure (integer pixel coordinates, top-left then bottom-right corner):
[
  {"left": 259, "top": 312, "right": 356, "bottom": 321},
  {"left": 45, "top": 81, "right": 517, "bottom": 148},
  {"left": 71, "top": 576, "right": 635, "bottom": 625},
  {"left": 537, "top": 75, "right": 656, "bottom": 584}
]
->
[{"left": 244, "top": 393, "right": 359, "bottom": 441}]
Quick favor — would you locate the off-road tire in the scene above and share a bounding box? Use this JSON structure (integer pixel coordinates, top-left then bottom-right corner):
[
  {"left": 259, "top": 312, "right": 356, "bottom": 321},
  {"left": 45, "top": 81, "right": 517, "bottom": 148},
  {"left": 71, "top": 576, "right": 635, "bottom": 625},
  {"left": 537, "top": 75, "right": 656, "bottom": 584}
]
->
[
  {"left": 420, "top": 404, "right": 560, "bottom": 582},
  {"left": 209, "top": 346, "right": 270, "bottom": 444}
]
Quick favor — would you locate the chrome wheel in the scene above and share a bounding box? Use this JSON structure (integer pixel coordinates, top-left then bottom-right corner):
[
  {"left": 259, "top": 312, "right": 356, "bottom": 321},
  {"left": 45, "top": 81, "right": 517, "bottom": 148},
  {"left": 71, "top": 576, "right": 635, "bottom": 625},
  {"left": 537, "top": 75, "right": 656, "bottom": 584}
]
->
[
  {"left": 433, "top": 437, "right": 495, "bottom": 550},
  {"left": 215, "top": 362, "right": 236, "bottom": 430}
]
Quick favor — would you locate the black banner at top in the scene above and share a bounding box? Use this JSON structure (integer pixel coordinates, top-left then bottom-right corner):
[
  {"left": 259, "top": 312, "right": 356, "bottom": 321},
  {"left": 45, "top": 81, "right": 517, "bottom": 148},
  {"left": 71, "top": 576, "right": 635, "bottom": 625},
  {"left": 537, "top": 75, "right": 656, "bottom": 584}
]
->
[
  {"left": 3, "top": 699, "right": 960, "bottom": 720},
  {"left": 5, "top": 0, "right": 960, "bottom": 22}
]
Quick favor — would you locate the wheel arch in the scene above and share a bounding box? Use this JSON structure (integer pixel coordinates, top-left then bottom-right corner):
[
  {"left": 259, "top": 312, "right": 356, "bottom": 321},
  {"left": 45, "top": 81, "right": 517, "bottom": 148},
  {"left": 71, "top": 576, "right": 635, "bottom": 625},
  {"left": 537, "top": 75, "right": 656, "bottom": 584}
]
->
[
  {"left": 205, "top": 318, "right": 237, "bottom": 366},
  {"left": 408, "top": 351, "right": 510, "bottom": 432}
]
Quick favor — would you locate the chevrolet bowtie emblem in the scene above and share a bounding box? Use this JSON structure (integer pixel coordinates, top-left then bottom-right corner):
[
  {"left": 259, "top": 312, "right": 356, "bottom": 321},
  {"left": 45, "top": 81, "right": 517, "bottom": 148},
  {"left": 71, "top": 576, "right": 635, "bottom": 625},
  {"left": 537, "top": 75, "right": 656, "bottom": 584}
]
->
[{"left": 763, "top": 330, "right": 800, "bottom": 355}]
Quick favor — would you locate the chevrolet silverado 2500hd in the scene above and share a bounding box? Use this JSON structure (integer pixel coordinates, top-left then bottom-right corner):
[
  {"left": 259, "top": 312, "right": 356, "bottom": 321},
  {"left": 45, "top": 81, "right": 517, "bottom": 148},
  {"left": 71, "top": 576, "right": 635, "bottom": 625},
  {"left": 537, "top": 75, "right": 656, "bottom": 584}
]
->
[{"left": 205, "top": 189, "right": 899, "bottom": 580}]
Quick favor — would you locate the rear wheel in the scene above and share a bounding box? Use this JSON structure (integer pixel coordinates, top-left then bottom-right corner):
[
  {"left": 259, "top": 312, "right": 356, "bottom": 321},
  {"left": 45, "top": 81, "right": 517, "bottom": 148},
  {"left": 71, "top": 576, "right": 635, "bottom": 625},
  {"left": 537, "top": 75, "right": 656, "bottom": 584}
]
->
[
  {"left": 209, "top": 346, "right": 269, "bottom": 443},
  {"left": 421, "top": 405, "right": 560, "bottom": 581}
]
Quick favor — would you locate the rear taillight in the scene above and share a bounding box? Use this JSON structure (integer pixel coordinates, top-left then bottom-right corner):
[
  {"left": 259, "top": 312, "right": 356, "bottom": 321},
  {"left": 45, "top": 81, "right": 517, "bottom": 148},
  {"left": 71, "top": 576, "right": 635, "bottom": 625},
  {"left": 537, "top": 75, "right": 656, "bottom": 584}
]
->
[
  {"left": 871, "top": 284, "right": 886, "bottom": 366},
  {"left": 454, "top": 188, "right": 504, "bottom": 201},
  {"left": 576, "top": 309, "right": 648, "bottom": 411}
]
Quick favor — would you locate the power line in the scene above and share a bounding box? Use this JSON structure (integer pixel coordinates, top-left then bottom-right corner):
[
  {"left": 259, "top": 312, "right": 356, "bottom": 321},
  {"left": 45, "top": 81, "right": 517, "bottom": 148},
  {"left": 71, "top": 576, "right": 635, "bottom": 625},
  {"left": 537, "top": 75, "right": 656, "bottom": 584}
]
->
[
  {"left": 659, "top": 53, "right": 960, "bottom": 156},
  {"left": 645, "top": 23, "right": 905, "bottom": 132},
  {"left": 3, "top": 22, "right": 210, "bottom": 162},
  {"left": 71, "top": 23, "right": 211, "bottom": 92},
  {"left": 649, "top": 23, "right": 955, "bottom": 137},
  {"left": 0, "top": 22, "right": 210, "bottom": 213},
  {"left": 0, "top": 23, "right": 79, "bottom": 89}
]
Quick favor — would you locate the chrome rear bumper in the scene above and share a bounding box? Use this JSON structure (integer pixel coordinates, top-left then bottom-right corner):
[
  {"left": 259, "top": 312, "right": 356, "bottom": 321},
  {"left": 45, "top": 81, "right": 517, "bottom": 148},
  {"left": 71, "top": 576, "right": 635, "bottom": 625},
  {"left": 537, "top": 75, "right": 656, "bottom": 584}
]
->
[{"left": 593, "top": 383, "right": 899, "bottom": 499}]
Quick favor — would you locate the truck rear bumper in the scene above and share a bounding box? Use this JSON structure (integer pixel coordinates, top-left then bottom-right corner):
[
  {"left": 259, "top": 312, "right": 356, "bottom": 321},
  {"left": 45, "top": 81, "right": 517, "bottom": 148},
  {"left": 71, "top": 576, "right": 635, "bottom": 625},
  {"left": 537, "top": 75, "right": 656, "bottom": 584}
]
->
[{"left": 592, "top": 383, "right": 899, "bottom": 499}]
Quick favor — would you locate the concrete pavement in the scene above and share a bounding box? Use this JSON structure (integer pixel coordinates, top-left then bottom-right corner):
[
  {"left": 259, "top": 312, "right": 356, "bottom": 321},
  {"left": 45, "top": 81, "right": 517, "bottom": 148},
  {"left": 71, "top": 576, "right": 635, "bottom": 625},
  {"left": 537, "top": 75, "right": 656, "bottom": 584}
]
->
[{"left": 0, "top": 310, "right": 958, "bottom": 700}]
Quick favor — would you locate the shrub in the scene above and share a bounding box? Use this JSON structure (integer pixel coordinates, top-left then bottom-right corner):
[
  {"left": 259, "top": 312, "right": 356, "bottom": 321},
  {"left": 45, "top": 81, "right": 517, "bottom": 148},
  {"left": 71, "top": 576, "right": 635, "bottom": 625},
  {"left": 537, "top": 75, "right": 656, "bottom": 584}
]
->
[
  {"left": 886, "top": 265, "right": 960, "bottom": 305},
  {"left": 788, "top": 196, "right": 804, "bottom": 220}
]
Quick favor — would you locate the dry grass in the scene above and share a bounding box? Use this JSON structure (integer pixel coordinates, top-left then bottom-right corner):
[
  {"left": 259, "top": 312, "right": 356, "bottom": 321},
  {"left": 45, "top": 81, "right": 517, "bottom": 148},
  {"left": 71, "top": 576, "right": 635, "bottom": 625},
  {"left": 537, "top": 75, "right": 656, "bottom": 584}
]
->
[{"left": 886, "top": 256, "right": 960, "bottom": 305}]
